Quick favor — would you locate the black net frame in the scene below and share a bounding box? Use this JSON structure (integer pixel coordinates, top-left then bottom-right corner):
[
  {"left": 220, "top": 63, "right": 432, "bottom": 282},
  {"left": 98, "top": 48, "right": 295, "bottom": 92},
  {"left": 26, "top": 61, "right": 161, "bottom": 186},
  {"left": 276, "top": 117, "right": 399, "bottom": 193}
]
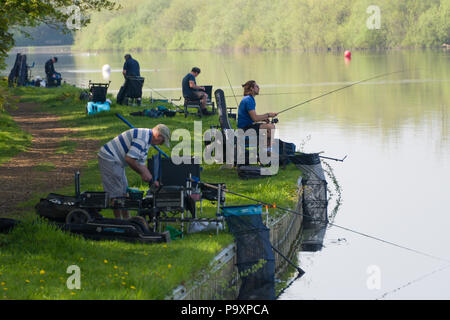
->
[{"left": 223, "top": 205, "right": 276, "bottom": 300}]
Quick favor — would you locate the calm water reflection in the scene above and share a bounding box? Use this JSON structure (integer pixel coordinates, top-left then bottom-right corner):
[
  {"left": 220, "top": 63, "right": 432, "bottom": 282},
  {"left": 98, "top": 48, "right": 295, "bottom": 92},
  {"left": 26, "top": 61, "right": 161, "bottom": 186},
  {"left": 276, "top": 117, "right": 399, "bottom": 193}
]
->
[{"left": 4, "top": 48, "right": 449, "bottom": 299}]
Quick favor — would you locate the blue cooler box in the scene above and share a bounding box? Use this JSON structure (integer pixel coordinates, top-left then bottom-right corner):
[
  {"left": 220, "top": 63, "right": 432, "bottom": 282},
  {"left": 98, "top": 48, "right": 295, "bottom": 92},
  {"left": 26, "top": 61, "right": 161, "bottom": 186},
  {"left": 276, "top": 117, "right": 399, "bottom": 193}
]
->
[{"left": 86, "top": 101, "right": 111, "bottom": 115}]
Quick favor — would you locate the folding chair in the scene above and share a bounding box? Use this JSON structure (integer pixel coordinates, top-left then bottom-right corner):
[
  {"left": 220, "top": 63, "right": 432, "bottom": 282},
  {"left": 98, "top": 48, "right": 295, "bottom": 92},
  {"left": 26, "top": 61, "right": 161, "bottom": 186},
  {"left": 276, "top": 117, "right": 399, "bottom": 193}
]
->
[
  {"left": 183, "top": 85, "right": 216, "bottom": 117},
  {"left": 214, "top": 89, "right": 260, "bottom": 166},
  {"left": 89, "top": 81, "right": 110, "bottom": 103}
]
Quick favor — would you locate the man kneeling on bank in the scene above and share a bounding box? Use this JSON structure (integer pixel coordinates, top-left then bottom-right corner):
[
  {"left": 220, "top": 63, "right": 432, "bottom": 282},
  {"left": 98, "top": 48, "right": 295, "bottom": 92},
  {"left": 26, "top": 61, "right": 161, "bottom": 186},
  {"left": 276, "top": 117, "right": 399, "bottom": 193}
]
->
[{"left": 98, "top": 124, "right": 171, "bottom": 219}]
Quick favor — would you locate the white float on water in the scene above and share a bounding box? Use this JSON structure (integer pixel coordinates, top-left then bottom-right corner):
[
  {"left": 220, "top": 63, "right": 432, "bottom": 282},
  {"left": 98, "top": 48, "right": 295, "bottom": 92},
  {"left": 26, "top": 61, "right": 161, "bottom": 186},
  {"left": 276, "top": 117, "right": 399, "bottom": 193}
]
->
[{"left": 102, "top": 64, "right": 111, "bottom": 81}]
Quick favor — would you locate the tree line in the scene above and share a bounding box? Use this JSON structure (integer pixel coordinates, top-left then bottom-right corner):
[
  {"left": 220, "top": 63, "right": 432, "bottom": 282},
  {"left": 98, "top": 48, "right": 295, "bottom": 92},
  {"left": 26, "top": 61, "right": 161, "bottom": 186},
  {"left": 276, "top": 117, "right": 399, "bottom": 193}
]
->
[
  {"left": 12, "top": 25, "right": 74, "bottom": 47},
  {"left": 73, "top": 0, "right": 450, "bottom": 51},
  {"left": 0, "top": 0, "right": 119, "bottom": 70}
]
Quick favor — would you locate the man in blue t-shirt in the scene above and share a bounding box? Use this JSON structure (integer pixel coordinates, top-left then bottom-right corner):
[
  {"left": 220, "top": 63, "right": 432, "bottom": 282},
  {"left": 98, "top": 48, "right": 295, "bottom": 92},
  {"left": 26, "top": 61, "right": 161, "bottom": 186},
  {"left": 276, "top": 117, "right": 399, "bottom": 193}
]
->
[
  {"left": 122, "top": 54, "right": 140, "bottom": 77},
  {"left": 238, "top": 80, "right": 277, "bottom": 146},
  {"left": 182, "top": 67, "right": 212, "bottom": 115}
]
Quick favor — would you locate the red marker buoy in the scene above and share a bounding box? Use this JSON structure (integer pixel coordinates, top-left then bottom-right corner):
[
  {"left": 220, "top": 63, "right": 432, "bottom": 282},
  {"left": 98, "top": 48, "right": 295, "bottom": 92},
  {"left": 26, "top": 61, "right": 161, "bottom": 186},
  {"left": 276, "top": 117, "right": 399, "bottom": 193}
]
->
[{"left": 344, "top": 50, "right": 351, "bottom": 58}]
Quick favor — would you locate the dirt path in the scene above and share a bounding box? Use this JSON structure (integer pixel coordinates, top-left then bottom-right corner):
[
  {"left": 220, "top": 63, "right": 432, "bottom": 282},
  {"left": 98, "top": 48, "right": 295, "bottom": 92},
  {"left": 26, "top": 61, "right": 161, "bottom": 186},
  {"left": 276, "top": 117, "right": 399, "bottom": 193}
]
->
[{"left": 0, "top": 102, "right": 100, "bottom": 218}]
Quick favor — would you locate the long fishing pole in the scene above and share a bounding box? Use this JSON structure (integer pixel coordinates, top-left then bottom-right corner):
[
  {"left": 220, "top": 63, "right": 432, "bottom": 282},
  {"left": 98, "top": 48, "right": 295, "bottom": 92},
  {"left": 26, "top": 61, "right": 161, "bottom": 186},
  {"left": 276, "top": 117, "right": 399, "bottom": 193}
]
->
[
  {"left": 225, "top": 91, "right": 321, "bottom": 98},
  {"left": 223, "top": 66, "right": 240, "bottom": 107},
  {"left": 146, "top": 84, "right": 182, "bottom": 107},
  {"left": 378, "top": 263, "right": 450, "bottom": 300},
  {"left": 277, "top": 70, "right": 406, "bottom": 115},
  {"left": 196, "top": 180, "right": 450, "bottom": 263},
  {"left": 149, "top": 85, "right": 170, "bottom": 100},
  {"left": 319, "top": 154, "right": 347, "bottom": 162},
  {"left": 228, "top": 199, "right": 306, "bottom": 278},
  {"left": 115, "top": 113, "right": 170, "bottom": 158}
]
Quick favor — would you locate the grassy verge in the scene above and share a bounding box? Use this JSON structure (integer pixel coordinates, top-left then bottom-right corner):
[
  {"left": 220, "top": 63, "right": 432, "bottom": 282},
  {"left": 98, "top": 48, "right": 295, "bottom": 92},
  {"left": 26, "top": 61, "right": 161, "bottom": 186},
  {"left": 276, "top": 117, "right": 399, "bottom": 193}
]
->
[
  {"left": 55, "top": 137, "right": 78, "bottom": 155},
  {"left": 0, "top": 216, "right": 233, "bottom": 299},
  {"left": 0, "top": 81, "right": 32, "bottom": 165},
  {"left": 1, "top": 84, "right": 302, "bottom": 299}
]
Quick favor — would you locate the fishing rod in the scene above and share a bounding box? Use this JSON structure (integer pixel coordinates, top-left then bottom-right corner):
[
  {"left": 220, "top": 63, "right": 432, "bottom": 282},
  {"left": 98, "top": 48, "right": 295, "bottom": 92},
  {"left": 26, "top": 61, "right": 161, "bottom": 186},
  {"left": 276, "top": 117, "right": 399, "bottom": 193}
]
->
[
  {"left": 115, "top": 113, "right": 170, "bottom": 158},
  {"left": 194, "top": 180, "right": 450, "bottom": 264},
  {"left": 146, "top": 84, "right": 182, "bottom": 108},
  {"left": 320, "top": 155, "right": 347, "bottom": 162},
  {"left": 149, "top": 86, "right": 169, "bottom": 100},
  {"left": 378, "top": 262, "right": 450, "bottom": 299},
  {"left": 225, "top": 90, "right": 320, "bottom": 98},
  {"left": 315, "top": 152, "right": 348, "bottom": 162},
  {"left": 224, "top": 211, "right": 306, "bottom": 299},
  {"left": 231, "top": 212, "right": 306, "bottom": 277},
  {"left": 210, "top": 182, "right": 306, "bottom": 277},
  {"left": 223, "top": 66, "right": 240, "bottom": 108},
  {"left": 277, "top": 70, "right": 406, "bottom": 115}
]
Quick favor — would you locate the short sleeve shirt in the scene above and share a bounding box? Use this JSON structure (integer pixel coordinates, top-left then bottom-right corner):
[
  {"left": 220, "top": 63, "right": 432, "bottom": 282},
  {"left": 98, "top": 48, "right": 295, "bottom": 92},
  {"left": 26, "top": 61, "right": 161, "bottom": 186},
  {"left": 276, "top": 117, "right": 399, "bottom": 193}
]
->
[
  {"left": 98, "top": 128, "right": 153, "bottom": 167},
  {"left": 237, "top": 95, "right": 256, "bottom": 129},
  {"left": 123, "top": 58, "right": 140, "bottom": 77},
  {"left": 182, "top": 73, "right": 196, "bottom": 98}
]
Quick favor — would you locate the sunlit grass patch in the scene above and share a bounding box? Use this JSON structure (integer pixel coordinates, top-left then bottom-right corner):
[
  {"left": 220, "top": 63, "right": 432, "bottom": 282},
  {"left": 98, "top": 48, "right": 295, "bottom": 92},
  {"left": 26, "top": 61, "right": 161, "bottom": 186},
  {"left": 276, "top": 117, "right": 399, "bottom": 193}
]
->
[
  {"left": 0, "top": 111, "right": 32, "bottom": 165},
  {"left": 55, "top": 137, "right": 77, "bottom": 155},
  {"left": 0, "top": 216, "right": 233, "bottom": 299},
  {"left": 33, "top": 162, "right": 56, "bottom": 172}
]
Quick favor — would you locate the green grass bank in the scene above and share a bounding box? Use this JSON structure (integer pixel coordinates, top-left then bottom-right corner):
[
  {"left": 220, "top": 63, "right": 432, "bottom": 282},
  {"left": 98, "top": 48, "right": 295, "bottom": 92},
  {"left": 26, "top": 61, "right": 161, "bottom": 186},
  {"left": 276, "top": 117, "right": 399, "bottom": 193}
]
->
[
  {"left": 0, "top": 83, "right": 301, "bottom": 299},
  {"left": 0, "top": 82, "right": 32, "bottom": 165}
]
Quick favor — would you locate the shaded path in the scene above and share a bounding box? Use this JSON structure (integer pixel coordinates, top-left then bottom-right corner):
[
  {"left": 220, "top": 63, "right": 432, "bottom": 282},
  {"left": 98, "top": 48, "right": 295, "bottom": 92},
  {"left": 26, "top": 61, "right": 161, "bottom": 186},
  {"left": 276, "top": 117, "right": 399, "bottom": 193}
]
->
[{"left": 0, "top": 102, "right": 100, "bottom": 218}]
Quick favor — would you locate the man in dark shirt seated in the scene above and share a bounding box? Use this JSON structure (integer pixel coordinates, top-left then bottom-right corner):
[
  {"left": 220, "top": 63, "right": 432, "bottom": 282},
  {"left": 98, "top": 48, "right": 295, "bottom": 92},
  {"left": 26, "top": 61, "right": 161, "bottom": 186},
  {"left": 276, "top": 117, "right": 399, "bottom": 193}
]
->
[
  {"left": 238, "top": 80, "right": 278, "bottom": 147},
  {"left": 45, "top": 57, "right": 61, "bottom": 86},
  {"left": 122, "top": 54, "right": 140, "bottom": 77},
  {"left": 182, "top": 67, "right": 212, "bottom": 115}
]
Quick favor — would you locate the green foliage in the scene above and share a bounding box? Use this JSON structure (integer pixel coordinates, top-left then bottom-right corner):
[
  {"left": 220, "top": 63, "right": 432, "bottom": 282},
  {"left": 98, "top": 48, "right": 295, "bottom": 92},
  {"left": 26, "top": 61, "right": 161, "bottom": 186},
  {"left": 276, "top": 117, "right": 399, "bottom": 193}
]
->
[
  {"left": 12, "top": 24, "right": 74, "bottom": 47},
  {"left": 0, "top": 0, "right": 120, "bottom": 115},
  {"left": 0, "top": 0, "right": 120, "bottom": 70},
  {"left": 0, "top": 80, "right": 32, "bottom": 165},
  {"left": 0, "top": 110, "right": 32, "bottom": 165},
  {"left": 74, "top": 0, "right": 450, "bottom": 51}
]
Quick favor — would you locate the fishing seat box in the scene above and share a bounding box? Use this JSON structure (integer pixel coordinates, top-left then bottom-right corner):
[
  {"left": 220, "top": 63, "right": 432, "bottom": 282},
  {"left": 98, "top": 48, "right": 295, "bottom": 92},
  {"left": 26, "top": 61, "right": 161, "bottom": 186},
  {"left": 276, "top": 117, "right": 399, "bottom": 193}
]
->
[
  {"left": 154, "top": 186, "right": 185, "bottom": 211},
  {"left": 78, "top": 192, "right": 109, "bottom": 209},
  {"left": 148, "top": 156, "right": 200, "bottom": 187},
  {"left": 89, "top": 81, "right": 110, "bottom": 103}
]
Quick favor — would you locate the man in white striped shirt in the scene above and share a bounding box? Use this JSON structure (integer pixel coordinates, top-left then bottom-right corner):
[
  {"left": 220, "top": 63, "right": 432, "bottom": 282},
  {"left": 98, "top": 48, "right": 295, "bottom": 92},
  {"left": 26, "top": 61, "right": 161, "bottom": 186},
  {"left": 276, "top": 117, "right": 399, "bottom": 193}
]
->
[{"left": 98, "top": 124, "right": 171, "bottom": 219}]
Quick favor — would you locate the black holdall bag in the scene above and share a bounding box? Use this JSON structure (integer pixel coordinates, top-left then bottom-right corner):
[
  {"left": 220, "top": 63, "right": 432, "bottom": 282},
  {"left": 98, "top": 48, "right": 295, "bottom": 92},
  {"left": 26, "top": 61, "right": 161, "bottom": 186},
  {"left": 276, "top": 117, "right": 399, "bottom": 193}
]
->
[
  {"left": 0, "top": 218, "right": 21, "bottom": 234},
  {"left": 35, "top": 193, "right": 103, "bottom": 223},
  {"left": 277, "top": 139, "right": 296, "bottom": 166},
  {"left": 117, "top": 86, "right": 126, "bottom": 105},
  {"left": 237, "top": 165, "right": 266, "bottom": 179},
  {"left": 35, "top": 193, "right": 77, "bottom": 223}
]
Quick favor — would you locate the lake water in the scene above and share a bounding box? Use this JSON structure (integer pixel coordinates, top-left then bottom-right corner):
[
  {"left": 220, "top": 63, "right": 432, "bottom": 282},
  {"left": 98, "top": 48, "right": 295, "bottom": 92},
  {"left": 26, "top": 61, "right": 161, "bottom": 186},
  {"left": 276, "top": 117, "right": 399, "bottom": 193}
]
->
[{"left": 4, "top": 47, "right": 450, "bottom": 299}]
